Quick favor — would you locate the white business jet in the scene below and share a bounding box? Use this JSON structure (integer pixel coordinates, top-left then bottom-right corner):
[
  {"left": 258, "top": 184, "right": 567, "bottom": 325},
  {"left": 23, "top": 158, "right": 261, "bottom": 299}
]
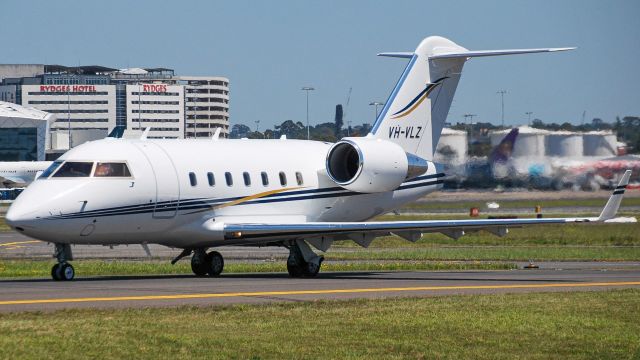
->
[{"left": 6, "top": 36, "right": 631, "bottom": 281}]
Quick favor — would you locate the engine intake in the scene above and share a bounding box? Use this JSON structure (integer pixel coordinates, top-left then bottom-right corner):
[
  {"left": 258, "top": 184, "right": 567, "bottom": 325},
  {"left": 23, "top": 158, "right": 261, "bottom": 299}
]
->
[{"left": 326, "top": 138, "right": 428, "bottom": 193}]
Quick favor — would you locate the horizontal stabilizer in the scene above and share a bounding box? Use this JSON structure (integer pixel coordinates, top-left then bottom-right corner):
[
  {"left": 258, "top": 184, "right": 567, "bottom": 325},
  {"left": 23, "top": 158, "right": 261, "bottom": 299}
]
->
[
  {"left": 429, "top": 47, "right": 575, "bottom": 60},
  {"left": 377, "top": 52, "right": 414, "bottom": 59}
]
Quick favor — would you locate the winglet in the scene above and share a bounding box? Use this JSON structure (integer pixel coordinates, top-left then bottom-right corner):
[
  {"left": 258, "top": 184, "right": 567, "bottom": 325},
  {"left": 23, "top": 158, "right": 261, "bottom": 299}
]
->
[
  {"left": 598, "top": 170, "right": 632, "bottom": 221},
  {"left": 377, "top": 52, "right": 415, "bottom": 59}
]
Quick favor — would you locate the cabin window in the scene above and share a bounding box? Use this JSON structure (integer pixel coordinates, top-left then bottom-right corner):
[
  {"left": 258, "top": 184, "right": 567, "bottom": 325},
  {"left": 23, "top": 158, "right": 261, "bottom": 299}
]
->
[
  {"left": 225, "top": 172, "right": 233, "bottom": 186},
  {"left": 243, "top": 172, "right": 251, "bottom": 186},
  {"left": 51, "top": 162, "right": 94, "bottom": 178},
  {"left": 207, "top": 172, "right": 215, "bottom": 186},
  {"left": 295, "top": 172, "right": 304, "bottom": 186},
  {"left": 279, "top": 171, "right": 287, "bottom": 186},
  {"left": 261, "top": 172, "right": 269, "bottom": 186},
  {"left": 188, "top": 172, "right": 197, "bottom": 186},
  {"left": 94, "top": 162, "right": 131, "bottom": 177},
  {"left": 39, "top": 160, "right": 63, "bottom": 179}
]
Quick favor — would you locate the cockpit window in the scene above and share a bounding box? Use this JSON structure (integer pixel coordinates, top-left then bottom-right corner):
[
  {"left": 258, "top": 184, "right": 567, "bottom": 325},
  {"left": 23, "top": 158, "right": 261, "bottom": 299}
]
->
[
  {"left": 94, "top": 162, "right": 132, "bottom": 177},
  {"left": 38, "top": 161, "right": 63, "bottom": 179},
  {"left": 51, "top": 162, "right": 94, "bottom": 178}
]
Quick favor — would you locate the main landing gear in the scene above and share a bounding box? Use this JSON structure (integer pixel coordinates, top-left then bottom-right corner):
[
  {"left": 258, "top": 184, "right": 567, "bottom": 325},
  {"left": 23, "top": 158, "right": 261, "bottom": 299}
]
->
[
  {"left": 51, "top": 243, "right": 75, "bottom": 281},
  {"left": 286, "top": 240, "right": 324, "bottom": 278},
  {"left": 170, "top": 248, "right": 225, "bottom": 277},
  {"left": 191, "top": 249, "right": 224, "bottom": 277}
]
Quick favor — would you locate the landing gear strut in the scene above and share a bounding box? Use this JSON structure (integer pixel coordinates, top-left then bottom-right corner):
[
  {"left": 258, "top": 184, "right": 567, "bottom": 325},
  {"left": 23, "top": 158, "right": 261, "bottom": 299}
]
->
[
  {"left": 190, "top": 248, "right": 224, "bottom": 277},
  {"left": 287, "top": 240, "right": 324, "bottom": 278},
  {"left": 51, "top": 243, "right": 74, "bottom": 281}
]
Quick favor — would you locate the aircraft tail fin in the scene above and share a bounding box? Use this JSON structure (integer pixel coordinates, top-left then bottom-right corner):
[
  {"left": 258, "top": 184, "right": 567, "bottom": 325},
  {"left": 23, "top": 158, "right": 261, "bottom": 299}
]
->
[
  {"left": 107, "top": 125, "right": 126, "bottom": 139},
  {"left": 489, "top": 128, "right": 519, "bottom": 164},
  {"left": 369, "top": 36, "right": 573, "bottom": 160}
]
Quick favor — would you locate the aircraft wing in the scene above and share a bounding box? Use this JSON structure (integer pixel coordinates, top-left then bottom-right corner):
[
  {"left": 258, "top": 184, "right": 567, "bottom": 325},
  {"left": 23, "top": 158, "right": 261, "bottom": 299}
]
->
[{"left": 222, "top": 170, "right": 632, "bottom": 247}]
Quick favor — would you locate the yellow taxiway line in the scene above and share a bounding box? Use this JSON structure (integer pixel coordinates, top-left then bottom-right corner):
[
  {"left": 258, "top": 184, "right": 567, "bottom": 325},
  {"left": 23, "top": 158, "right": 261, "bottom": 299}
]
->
[
  {"left": 1, "top": 281, "right": 639, "bottom": 306},
  {"left": 0, "top": 241, "right": 40, "bottom": 247}
]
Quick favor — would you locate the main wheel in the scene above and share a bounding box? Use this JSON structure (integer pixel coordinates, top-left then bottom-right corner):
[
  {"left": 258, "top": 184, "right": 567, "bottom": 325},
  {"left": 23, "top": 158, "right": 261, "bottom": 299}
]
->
[
  {"left": 301, "top": 256, "right": 324, "bottom": 277},
  {"left": 286, "top": 260, "right": 304, "bottom": 277},
  {"left": 51, "top": 263, "right": 61, "bottom": 281},
  {"left": 206, "top": 251, "right": 224, "bottom": 277},
  {"left": 58, "top": 263, "right": 75, "bottom": 281},
  {"left": 191, "top": 254, "right": 208, "bottom": 276}
]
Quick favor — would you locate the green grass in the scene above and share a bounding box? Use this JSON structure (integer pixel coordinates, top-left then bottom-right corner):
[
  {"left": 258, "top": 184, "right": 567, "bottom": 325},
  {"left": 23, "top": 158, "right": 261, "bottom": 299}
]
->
[
  {"left": 1, "top": 290, "right": 638, "bottom": 359},
  {"left": 330, "top": 246, "right": 640, "bottom": 262},
  {"left": 359, "top": 215, "right": 640, "bottom": 247},
  {"left": 401, "top": 196, "right": 640, "bottom": 211},
  {"left": 0, "top": 259, "right": 515, "bottom": 279}
]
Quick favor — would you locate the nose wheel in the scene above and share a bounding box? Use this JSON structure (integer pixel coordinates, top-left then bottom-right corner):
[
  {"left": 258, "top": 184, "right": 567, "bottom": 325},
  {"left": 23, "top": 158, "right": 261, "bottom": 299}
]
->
[
  {"left": 51, "top": 243, "right": 75, "bottom": 281},
  {"left": 51, "top": 263, "right": 75, "bottom": 281}
]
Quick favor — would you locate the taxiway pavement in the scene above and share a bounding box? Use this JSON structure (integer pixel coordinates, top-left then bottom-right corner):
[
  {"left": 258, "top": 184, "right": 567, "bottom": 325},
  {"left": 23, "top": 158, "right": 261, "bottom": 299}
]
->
[{"left": 0, "top": 269, "right": 638, "bottom": 312}]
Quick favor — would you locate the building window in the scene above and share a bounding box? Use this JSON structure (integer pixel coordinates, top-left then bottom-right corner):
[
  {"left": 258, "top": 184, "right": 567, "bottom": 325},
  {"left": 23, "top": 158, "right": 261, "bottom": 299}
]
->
[
  {"left": 261, "top": 172, "right": 269, "bottom": 186},
  {"left": 243, "top": 172, "right": 251, "bottom": 186},
  {"left": 279, "top": 172, "right": 287, "bottom": 187},
  {"left": 295, "top": 172, "right": 304, "bottom": 186},
  {"left": 189, "top": 172, "right": 197, "bottom": 186},
  {"left": 225, "top": 172, "right": 233, "bottom": 186},
  {"left": 207, "top": 172, "right": 215, "bottom": 186}
]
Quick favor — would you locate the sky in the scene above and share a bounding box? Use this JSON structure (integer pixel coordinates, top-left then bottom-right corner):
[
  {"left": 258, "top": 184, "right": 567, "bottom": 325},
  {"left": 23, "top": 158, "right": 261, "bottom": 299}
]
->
[{"left": 1, "top": 0, "right": 638, "bottom": 130}]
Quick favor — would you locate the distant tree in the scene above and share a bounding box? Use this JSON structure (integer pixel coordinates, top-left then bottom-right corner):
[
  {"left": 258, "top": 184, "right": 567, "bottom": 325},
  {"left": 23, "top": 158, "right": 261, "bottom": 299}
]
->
[
  {"left": 531, "top": 119, "right": 545, "bottom": 129},
  {"left": 230, "top": 124, "right": 251, "bottom": 138},
  {"left": 560, "top": 122, "right": 573, "bottom": 131},
  {"left": 591, "top": 118, "right": 604, "bottom": 130}
]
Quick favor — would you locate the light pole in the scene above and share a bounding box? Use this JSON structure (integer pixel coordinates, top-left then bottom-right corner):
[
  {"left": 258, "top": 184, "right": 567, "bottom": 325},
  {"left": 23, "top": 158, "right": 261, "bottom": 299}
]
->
[
  {"left": 301, "top": 86, "right": 315, "bottom": 140},
  {"left": 255, "top": 120, "right": 260, "bottom": 138},
  {"left": 369, "top": 101, "right": 384, "bottom": 121},
  {"left": 463, "top": 114, "right": 477, "bottom": 125},
  {"left": 525, "top": 111, "right": 533, "bottom": 125},
  {"left": 67, "top": 74, "right": 72, "bottom": 149},
  {"left": 138, "top": 83, "right": 142, "bottom": 134},
  {"left": 496, "top": 90, "right": 507, "bottom": 127}
]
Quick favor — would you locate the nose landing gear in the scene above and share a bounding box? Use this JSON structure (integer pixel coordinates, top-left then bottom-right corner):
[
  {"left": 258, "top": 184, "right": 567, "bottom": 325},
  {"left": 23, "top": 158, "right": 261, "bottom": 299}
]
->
[{"left": 51, "top": 243, "right": 75, "bottom": 281}]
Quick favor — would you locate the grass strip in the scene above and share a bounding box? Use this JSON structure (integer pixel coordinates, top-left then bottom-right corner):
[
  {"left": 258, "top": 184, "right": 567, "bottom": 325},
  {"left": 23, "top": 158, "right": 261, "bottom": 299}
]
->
[
  {"left": 0, "top": 290, "right": 638, "bottom": 359},
  {"left": 330, "top": 246, "right": 640, "bottom": 262},
  {"left": 401, "top": 196, "right": 640, "bottom": 211},
  {"left": 0, "top": 259, "right": 515, "bottom": 279}
]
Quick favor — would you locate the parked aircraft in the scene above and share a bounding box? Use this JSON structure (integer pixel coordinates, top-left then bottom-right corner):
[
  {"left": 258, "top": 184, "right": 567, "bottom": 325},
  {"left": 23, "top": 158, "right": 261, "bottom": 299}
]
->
[
  {"left": 0, "top": 161, "right": 51, "bottom": 187},
  {"left": 6, "top": 36, "right": 630, "bottom": 281},
  {"left": 0, "top": 126, "right": 126, "bottom": 188}
]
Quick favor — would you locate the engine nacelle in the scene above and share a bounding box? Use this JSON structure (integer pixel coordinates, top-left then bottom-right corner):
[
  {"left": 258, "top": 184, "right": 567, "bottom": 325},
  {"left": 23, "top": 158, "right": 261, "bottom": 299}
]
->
[{"left": 325, "top": 137, "right": 428, "bottom": 193}]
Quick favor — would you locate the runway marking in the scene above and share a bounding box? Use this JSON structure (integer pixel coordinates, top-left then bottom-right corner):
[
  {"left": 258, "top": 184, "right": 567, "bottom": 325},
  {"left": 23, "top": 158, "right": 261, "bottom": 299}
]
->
[
  {"left": 0, "top": 281, "right": 639, "bottom": 306},
  {"left": 0, "top": 241, "right": 40, "bottom": 247}
]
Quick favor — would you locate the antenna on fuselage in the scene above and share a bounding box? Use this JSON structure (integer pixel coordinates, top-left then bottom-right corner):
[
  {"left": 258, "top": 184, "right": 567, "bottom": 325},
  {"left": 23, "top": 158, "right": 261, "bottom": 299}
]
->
[
  {"left": 211, "top": 127, "right": 221, "bottom": 141},
  {"left": 140, "top": 127, "right": 151, "bottom": 140}
]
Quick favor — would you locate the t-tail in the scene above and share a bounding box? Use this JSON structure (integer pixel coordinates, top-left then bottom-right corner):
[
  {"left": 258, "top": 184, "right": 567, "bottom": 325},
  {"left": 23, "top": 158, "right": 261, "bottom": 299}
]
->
[
  {"left": 107, "top": 125, "right": 126, "bottom": 138},
  {"left": 369, "top": 36, "right": 574, "bottom": 160}
]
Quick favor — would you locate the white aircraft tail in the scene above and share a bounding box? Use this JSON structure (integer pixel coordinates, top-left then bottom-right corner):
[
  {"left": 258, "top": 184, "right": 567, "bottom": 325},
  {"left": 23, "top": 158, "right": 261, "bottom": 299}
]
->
[{"left": 369, "top": 36, "right": 574, "bottom": 160}]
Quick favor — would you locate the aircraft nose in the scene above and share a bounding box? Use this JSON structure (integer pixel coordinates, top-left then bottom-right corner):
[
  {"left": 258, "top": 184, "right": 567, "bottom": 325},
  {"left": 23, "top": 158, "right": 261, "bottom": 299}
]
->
[{"left": 5, "top": 198, "right": 39, "bottom": 232}]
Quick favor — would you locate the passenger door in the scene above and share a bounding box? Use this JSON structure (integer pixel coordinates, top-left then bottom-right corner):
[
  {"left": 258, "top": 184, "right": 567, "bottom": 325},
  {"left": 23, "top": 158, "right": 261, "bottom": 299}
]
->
[{"left": 134, "top": 142, "right": 180, "bottom": 218}]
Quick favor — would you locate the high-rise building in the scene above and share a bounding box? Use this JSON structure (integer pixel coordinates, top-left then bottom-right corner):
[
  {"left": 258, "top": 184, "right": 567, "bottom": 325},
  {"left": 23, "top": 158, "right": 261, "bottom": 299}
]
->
[{"left": 0, "top": 64, "right": 229, "bottom": 147}]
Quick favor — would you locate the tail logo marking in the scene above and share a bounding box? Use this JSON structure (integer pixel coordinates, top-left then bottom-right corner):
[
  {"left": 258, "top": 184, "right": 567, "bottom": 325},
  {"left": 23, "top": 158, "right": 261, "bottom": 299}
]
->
[{"left": 390, "top": 77, "right": 448, "bottom": 119}]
